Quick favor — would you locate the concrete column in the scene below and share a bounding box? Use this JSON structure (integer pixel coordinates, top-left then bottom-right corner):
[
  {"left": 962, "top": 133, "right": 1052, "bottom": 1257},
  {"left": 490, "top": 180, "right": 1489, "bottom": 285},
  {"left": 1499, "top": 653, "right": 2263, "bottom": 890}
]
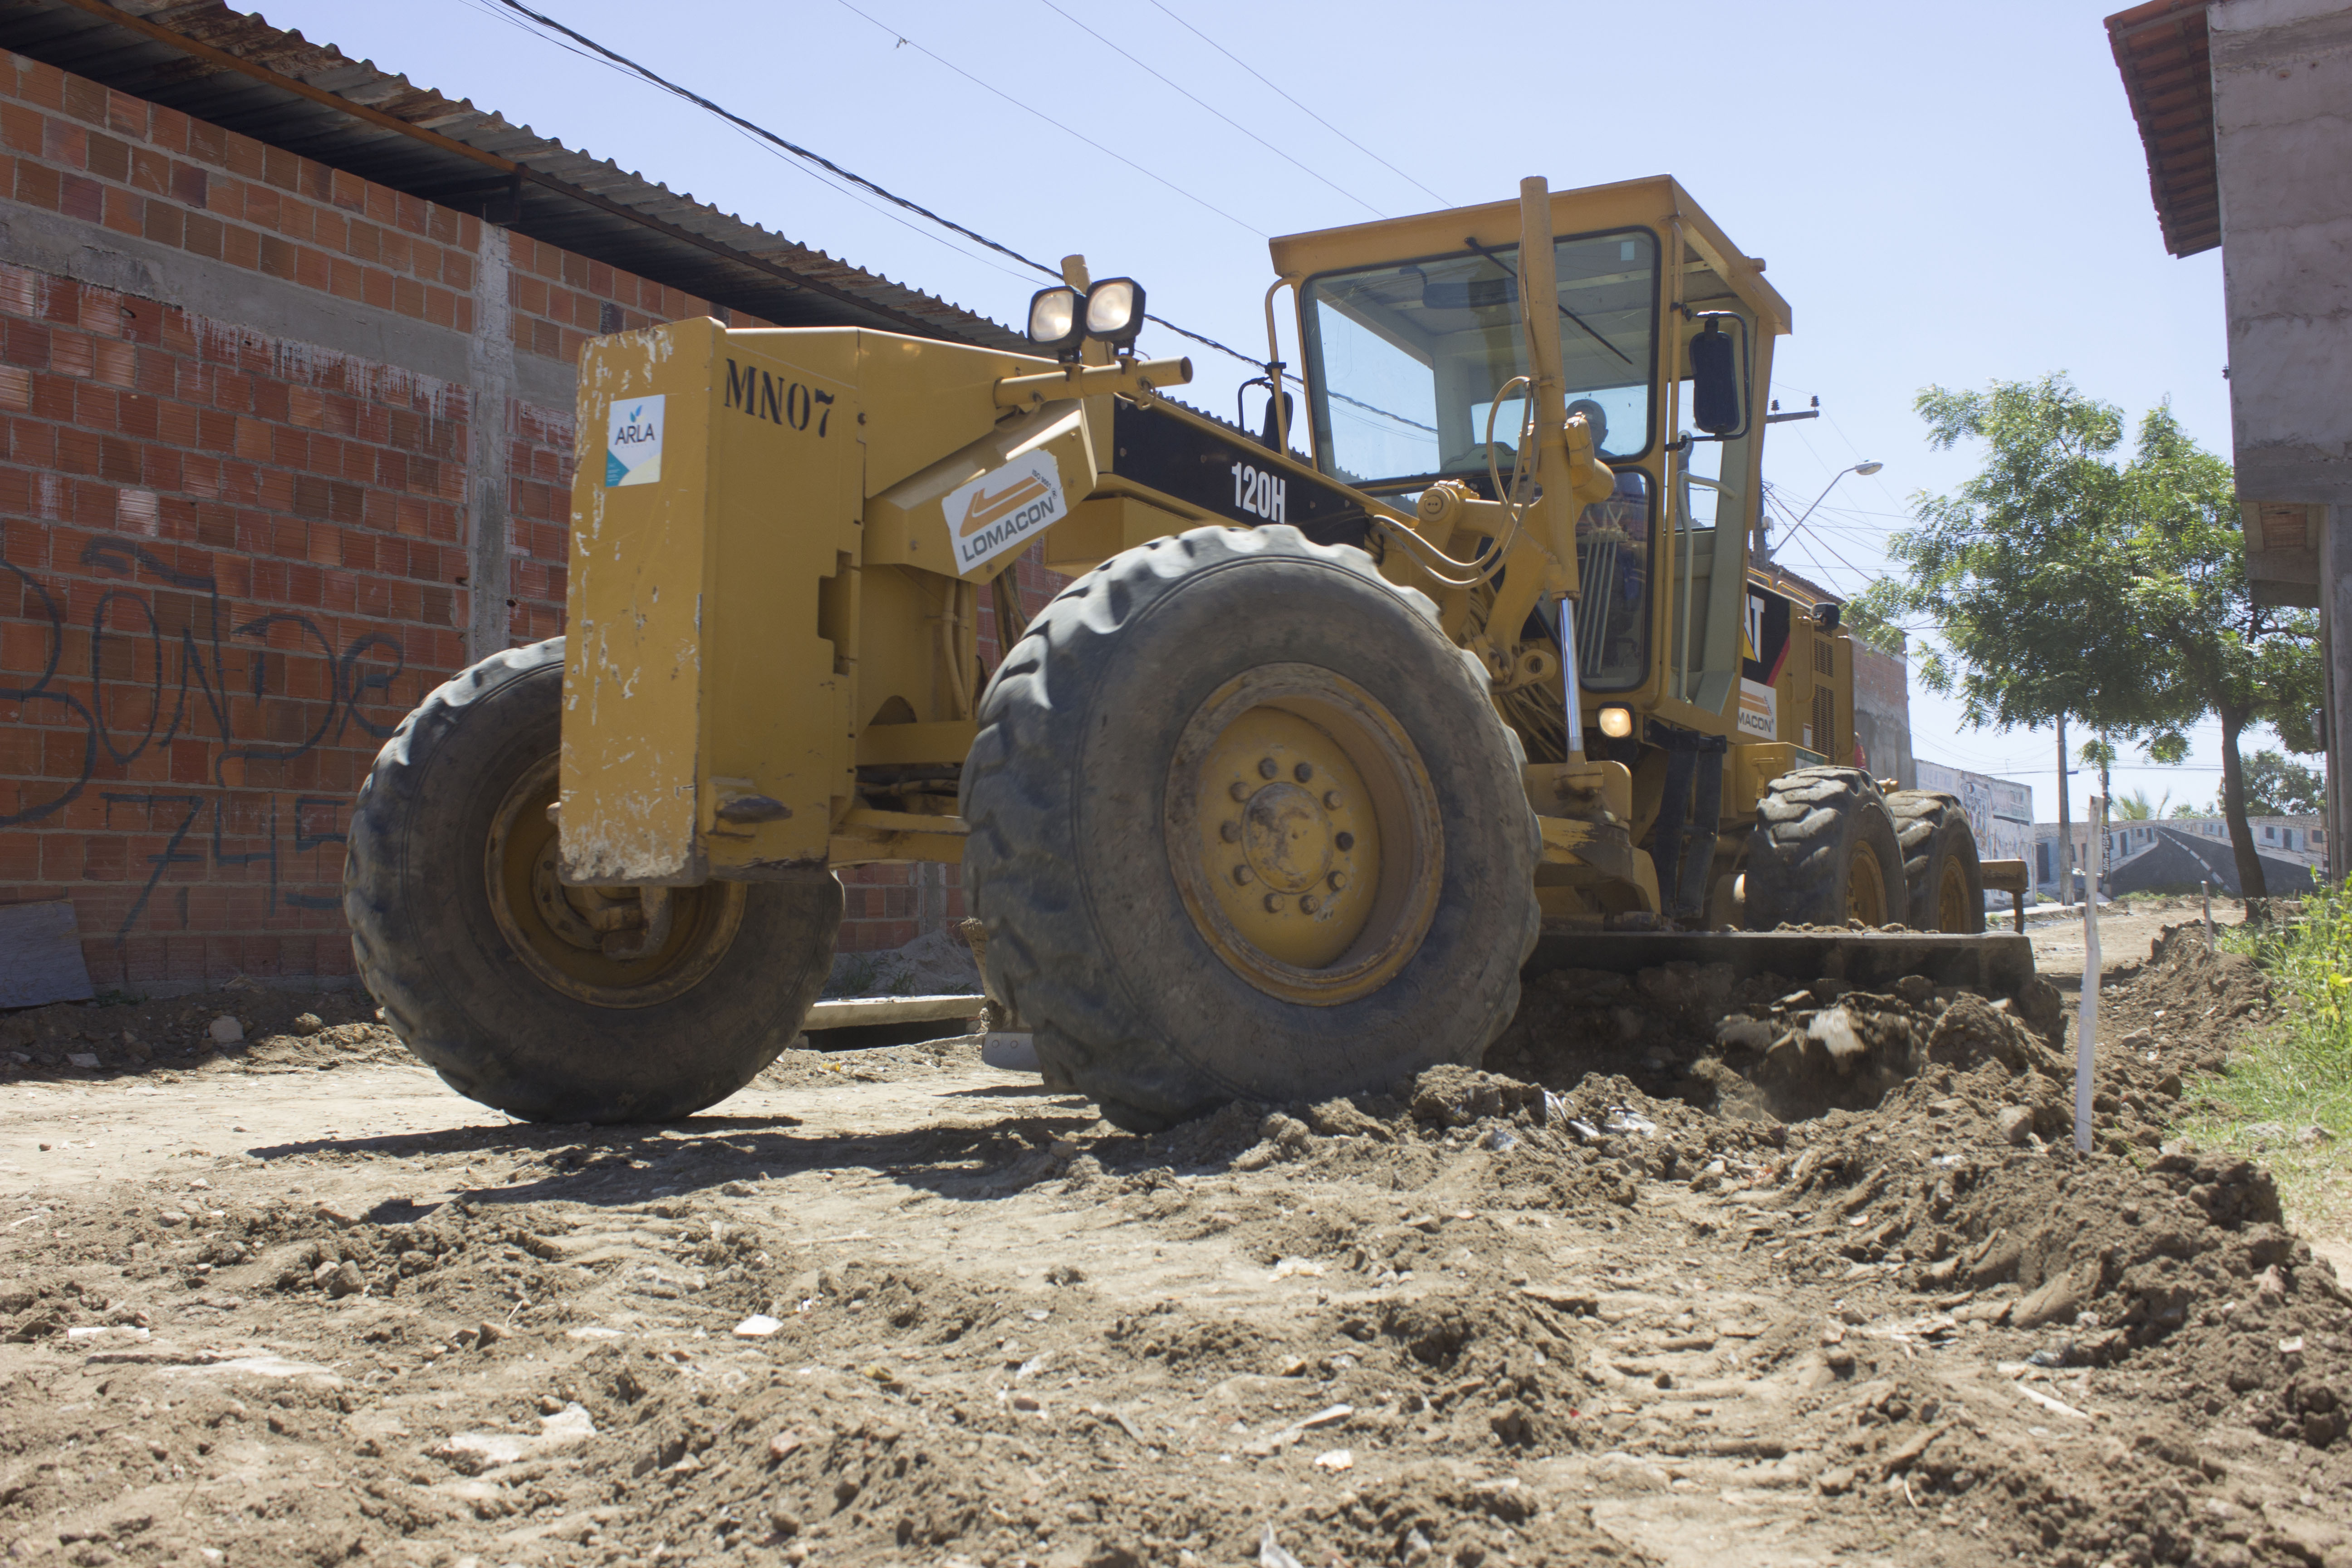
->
[
  {"left": 915, "top": 862, "right": 949, "bottom": 937},
  {"left": 2328, "top": 504, "right": 2352, "bottom": 881},
  {"left": 465, "top": 227, "right": 516, "bottom": 663}
]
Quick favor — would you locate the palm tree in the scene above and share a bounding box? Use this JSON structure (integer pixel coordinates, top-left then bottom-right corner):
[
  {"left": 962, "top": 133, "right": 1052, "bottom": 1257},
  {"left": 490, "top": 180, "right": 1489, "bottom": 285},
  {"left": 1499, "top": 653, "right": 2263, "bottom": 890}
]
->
[{"left": 2112, "top": 787, "right": 2167, "bottom": 821}]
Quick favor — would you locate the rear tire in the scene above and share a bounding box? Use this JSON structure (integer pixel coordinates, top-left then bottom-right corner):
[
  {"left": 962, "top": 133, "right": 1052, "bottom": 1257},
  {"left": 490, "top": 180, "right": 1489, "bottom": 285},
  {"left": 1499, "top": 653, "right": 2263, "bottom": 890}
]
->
[
  {"left": 1887, "top": 790, "right": 1985, "bottom": 932},
  {"left": 960, "top": 526, "right": 1540, "bottom": 1132},
  {"left": 343, "top": 638, "right": 840, "bottom": 1123},
  {"left": 1745, "top": 766, "right": 1906, "bottom": 929}
]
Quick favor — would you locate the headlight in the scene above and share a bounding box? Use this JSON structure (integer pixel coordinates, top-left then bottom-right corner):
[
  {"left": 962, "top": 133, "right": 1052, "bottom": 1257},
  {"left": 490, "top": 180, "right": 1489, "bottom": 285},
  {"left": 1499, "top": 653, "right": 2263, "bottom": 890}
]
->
[
  {"left": 1597, "top": 706, "right": 1634, "bottom": 739},
  {"left": 1083, "top": 277, "right": 1146, "bottom": 348},
  {"left": 1026, "top": 286, "right": 1083, "bottom": 355}
]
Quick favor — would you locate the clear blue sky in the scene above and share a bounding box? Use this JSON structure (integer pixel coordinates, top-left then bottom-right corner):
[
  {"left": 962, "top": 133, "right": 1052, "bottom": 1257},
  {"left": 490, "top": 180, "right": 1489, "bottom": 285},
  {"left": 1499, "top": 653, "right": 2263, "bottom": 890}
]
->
[{"left": 263, "top": 0, "right": 2263, "bottom": 824}]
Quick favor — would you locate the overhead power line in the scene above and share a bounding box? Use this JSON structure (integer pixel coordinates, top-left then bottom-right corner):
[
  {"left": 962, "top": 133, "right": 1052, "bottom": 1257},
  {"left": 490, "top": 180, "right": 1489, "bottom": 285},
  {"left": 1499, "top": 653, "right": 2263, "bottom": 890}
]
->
[
  {"left": 485, "top": 0, "right": 1286, "bottom": 377},
  {"left": 829, "top": 0, "right": 1265, "bottom": 237},
  {"left": 1147, "top": 0, "right": 1453, "bottom": 210},
  {"left": 1033, "top": 0, "right": 1387, "bottom": 220}
]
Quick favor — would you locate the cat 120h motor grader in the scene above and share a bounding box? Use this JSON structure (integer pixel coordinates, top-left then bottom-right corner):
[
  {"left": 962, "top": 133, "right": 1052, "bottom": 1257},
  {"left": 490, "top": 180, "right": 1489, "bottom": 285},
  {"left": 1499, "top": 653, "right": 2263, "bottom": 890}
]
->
[{"left": 343, "top": 174, "right": 2031, "bottom": 1130}]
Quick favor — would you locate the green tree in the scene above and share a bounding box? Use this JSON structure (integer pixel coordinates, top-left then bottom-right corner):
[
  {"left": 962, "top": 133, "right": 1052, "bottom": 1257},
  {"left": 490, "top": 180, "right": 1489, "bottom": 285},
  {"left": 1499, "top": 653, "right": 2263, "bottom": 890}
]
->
[
  {"left": 2112, "top": 787, "right": 2167, "bottom": 821},
  {"left": 2239, "top": 750, "right": 2325, "bottom": 817},
  {"left": 1841, "top": 579, "right": 1911, "bottom": 658},
  {"left": 1889, "top": 375, "right": 2319, "bottom": 897}
]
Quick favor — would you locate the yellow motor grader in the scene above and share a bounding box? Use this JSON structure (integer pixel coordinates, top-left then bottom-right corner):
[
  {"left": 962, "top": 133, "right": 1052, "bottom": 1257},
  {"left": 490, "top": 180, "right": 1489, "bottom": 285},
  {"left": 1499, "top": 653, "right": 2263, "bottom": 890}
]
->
[{"left": 344, "top": 175, "right": 2027, "bottom": 1129}]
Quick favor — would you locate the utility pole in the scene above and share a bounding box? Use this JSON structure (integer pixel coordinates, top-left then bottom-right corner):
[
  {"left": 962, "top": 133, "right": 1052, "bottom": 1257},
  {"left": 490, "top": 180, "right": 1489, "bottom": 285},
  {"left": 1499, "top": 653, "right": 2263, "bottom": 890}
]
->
[{"left": 2056, "top": 715, "right": 2073, "bottom": 908}]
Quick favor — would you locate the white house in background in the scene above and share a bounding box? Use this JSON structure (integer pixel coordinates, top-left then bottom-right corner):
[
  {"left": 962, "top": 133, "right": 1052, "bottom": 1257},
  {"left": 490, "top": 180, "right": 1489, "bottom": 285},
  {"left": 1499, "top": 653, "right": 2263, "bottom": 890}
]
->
[{"left": 1914, "top": 762, "right": 2035, "bottom": 891}]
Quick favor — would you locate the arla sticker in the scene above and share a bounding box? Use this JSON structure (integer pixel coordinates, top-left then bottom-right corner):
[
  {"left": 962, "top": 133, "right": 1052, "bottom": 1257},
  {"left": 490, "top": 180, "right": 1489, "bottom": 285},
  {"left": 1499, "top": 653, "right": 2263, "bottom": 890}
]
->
[
  {"left": 944, "top": 451, "right": 1065, "bottom": 573},
  {"left": 605, "top": 395, "right": 666, "bottom": 487}
]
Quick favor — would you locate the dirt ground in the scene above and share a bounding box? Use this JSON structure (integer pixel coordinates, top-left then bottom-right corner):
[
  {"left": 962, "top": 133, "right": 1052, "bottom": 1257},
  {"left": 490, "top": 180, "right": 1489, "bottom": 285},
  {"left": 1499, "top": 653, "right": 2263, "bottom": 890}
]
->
[{"left": 4, "top": 904, "right": 2350, "bottom": 1568}]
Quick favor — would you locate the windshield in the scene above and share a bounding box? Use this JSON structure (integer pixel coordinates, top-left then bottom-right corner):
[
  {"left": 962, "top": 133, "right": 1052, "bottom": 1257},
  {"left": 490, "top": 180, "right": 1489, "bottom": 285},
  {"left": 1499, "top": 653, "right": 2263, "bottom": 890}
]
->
[{"left": 1299, "top": 229, "right": 1657, "bottom": 490}]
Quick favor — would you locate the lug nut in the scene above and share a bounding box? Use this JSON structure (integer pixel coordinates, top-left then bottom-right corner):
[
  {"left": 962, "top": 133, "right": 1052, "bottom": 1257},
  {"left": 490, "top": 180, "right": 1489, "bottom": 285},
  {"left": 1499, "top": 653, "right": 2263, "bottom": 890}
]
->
[
  {"left": 1258, "top": 757, "right": 1279, "bottom": 779},
  {"left": 1230, "top": 780, "right": 1253, "bottom": 802},
  {"left": 1294, "top": 762, "right": 1314, "bottom": 782},
  {"left": 1300, "top": 894, "right": 1321, "bottom": 914},
  {"left": 1328, "top": 871, "right": 1348, "bottom": 891},
  {"left": 1335, "top": 832, "right": 1355, "bottom": 851},
  {"left": 1323, "top": 791, "right": 1341, "bottom": 809},
  {"left": 1232, "top": 865, "right": 1254, "bottom": 886},
  {"left": 1263, "top": 892, "right": 1284, "bottom": 913},
  {"left": 1219, "top": 820, "right": 1240, "bottom": 843}
]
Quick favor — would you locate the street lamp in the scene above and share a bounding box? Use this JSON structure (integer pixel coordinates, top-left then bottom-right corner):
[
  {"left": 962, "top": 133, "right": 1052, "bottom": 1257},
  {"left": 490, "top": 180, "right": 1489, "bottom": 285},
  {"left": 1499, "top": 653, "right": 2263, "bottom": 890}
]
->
[{"left": 1760, "top": 461, "right": 1883, "bottom": 563}]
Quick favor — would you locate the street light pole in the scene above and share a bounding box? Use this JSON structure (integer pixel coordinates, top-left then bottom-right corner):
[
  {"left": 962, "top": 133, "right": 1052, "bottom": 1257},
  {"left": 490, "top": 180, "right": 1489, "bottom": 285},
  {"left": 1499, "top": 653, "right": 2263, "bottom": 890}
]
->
[{"left": 1760, "top": 460, "right": 1883, "bottom": 563}]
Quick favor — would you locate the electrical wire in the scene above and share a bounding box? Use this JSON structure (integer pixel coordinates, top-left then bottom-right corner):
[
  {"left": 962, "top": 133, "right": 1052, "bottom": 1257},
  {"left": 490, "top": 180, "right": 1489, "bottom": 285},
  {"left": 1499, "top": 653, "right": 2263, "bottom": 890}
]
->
[
  {"left": 455, "top": 0, "right": 1040, "bottom": 284},
  {"left": 830, "top": 0, "right": 1266, "bottom": 237},
  {"left": 1145, "top": 0, "right": 1452, "bottom": 209},
  {"left": 484, "top": 0, "right": 1310, "bottom": 384},
  {"left": 1033, "top": 0, "right": 1387, "bottom": 220}
]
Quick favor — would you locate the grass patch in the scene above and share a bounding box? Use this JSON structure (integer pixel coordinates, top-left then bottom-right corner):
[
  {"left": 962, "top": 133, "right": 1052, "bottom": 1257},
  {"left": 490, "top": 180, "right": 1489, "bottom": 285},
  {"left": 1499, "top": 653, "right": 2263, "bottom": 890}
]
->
[{"left": 2180, "top": 889, "right": 2352, "bottom": 1241}]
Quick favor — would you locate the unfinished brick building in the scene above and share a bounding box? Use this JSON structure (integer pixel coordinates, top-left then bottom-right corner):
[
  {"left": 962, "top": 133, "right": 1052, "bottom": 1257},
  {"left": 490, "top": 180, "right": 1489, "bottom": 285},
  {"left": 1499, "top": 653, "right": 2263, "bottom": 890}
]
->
[{"left": 0, "top": 1, "right": 1036, "bottom": 994}]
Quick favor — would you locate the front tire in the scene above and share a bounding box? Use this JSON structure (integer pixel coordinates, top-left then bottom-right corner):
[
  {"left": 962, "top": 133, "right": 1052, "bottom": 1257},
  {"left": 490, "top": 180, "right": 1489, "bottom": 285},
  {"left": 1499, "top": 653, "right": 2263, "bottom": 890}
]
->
[
  {"left": 960, "top": 526, "right": 1540, "bottom": 1132},
  {"left": 1887, "top": 790, "right": 1985, "bottom": 932},
  {"left": 1745, "top": 766, "right": 1906, "bottom": 929},
  {"left": 343, "top": 638, "right": 840, "bottom": 1123}
]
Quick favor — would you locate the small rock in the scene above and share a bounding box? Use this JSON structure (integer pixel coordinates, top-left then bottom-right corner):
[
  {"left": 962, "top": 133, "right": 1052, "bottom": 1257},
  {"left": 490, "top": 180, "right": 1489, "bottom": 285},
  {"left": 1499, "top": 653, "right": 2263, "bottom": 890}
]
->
[
  {"left": 2156, "top": 1073, "right": 2184, "bottom": 1099},
  {"left": 2014, "top": 1262, "right": 2097, "bottom": 1329},
  {"left": 1045, "top": 1263, "right": 1085, "bottom": 1286},
  {"left": 1010, "top": 1392, "right": 1042, "bottom": 1412},
  {"left": 208, "top": 1016, "right": 244, "bottom": 1046},
  {"left": 733, "top": 1314, "right": 782, "bottom": 1337},
  {"left": 1313, "top": 1448, "right": 1353, "bottom": 1470},
  {"left": 66, "top": 1052, "right": 99, "bottom": 1069},
  {"left": 2297, "top": 1125, "right": 2334, "bottom": 1146},
  {"left": 1715, "top": 1015, "right": 1774, "bottom": 1051},
  {"left": 291, "top": 1013, "right": 324, "bottom": 1036},
  {"left": 719, "top": 1181, "right": 754, "bottom": 1197},
  {"left": 476, "top": 1319, "right": 508, "bottom": 1346},
  {"left": 1994, "top": 1105, "right": 2036, "bottom": 1147},
  {"left": 767, "top": 1507, "right": 801, "bottom": 1538},
  {"left": 322, "top": 1261, "right": 366, "bottom": 1299},
  {"left": 768, "top": 1430, "right": 804, "bottom": 1460},
  {"left": 1817, "top": 1465, "right": 1857, "bottom": 1495}
]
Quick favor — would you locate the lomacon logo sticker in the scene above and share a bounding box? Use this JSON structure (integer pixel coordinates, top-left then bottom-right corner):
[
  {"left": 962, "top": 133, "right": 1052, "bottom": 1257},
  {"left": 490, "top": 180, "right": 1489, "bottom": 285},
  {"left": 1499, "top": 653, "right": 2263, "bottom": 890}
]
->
[
  {"left": 944, "top": 451, "right": 1065, "bottom": 573},
  {"left": 605, "top": 396, "right": 666, "bottom": 487}
]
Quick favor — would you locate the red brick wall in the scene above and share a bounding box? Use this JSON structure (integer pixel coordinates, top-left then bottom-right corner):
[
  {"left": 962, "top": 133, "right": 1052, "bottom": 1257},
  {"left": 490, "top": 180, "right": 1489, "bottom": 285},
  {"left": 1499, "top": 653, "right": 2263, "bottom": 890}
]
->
[{"left": 0, "top": 48, "right": 784, "bottom": 990}]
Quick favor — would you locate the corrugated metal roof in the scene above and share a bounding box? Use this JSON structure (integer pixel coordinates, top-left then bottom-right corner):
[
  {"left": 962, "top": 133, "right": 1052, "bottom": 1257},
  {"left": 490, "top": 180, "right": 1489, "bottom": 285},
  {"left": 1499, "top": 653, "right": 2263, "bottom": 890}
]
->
[
  {"left": 2106, "top": 0, "right": 2220, "bottom": 258},
  {"left": 0, "top": 0, "right": 1032, "bottom": 350}
]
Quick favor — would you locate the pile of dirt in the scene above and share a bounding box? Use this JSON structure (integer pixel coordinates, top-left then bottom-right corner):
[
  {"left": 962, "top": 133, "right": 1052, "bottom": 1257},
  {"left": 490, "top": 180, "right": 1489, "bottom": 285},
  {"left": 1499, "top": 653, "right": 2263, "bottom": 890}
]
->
[
  {"left": 823, "top": 927, "right": 983, "bottom": 1000},
  {"left": 0, "top": 985, "right": 407, "bottom": 1084}
]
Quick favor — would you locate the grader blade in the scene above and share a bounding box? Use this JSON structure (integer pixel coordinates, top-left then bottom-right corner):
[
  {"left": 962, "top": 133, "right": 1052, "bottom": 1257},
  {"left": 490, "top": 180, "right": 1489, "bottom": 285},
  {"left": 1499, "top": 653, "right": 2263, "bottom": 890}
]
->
[{"left": 1524, "top": 931, "right": 2038, "bottom": 1002}]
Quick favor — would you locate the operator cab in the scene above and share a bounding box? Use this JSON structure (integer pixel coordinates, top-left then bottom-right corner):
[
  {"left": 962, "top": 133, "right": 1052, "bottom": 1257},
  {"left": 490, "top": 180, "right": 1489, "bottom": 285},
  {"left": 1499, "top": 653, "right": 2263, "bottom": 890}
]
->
[{"left": 1272, "top": 178, "right": 1783, "bottom": 729}]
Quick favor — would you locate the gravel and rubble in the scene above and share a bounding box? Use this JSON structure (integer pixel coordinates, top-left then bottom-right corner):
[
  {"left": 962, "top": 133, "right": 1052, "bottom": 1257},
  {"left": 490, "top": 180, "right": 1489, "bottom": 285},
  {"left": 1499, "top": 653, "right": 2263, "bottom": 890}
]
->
[{"left": 2, "top": 918, "right": 2347, "bottom": 1568}]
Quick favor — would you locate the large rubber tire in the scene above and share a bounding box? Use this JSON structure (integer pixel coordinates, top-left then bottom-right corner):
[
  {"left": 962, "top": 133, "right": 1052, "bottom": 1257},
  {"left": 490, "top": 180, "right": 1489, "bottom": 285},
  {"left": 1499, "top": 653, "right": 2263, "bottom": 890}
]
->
[
  {"left": 1745, "top": 766, "right": 1907, "bottom": 929},
  {"left": 343, "top": 638, "right": 841, "bottom": 1123},
  {"left": 1887, "top": 789, "right": 1985, "bottom": 932},
  {"left": 960, "top": 525, "right": 1540, "bottom": 1132}
]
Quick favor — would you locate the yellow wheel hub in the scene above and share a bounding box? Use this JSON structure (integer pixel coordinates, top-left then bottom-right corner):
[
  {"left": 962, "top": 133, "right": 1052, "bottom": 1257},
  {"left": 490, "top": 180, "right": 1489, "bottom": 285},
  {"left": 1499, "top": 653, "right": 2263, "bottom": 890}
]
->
[
  {"left": 1197, "top": 706, "right": 1375, "bottom": 969},
  {"left": 1846, "top": 839, "right": 1888, "bottom": 928},
  {"left": 485, "top": 755, "right": 746, "bottom": 1007},
  {"left": 1165, "top": 665, "right": 1441, "bottom": 1005}
]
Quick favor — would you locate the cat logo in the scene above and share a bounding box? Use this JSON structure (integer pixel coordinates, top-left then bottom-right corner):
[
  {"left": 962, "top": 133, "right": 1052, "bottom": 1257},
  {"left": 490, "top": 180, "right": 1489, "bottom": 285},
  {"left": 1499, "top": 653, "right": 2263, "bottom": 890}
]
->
[{"left": 944, "top": 453, "right": 1066, "bottom": 574}]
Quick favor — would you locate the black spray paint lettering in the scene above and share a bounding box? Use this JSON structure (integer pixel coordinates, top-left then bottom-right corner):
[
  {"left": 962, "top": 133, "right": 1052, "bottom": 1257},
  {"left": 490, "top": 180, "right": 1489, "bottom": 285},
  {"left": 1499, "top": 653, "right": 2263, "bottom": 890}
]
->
[{"left": 3, "top": 535, "right": 414, "bottom": 939}]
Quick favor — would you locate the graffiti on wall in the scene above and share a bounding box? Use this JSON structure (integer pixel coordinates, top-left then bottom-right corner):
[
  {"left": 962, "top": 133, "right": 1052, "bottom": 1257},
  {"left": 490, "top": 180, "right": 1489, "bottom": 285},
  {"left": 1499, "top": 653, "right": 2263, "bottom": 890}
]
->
[{"left": 2, "top": 534, "right": 429, "bottom": 942}]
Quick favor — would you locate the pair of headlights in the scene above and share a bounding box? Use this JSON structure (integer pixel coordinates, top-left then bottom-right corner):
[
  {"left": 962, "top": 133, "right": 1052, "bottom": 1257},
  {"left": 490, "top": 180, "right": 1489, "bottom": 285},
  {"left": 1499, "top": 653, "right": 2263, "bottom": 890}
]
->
[{"left": 1026, "top": 278, "right": 1146, "bottom": 358}]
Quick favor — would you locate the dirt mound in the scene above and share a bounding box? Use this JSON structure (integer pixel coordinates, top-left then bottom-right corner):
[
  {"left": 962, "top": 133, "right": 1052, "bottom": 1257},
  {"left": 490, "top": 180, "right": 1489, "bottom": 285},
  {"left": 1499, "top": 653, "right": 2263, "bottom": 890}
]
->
[{"left": 0, "top": 985, "right": 408, "bottom": 1083}]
